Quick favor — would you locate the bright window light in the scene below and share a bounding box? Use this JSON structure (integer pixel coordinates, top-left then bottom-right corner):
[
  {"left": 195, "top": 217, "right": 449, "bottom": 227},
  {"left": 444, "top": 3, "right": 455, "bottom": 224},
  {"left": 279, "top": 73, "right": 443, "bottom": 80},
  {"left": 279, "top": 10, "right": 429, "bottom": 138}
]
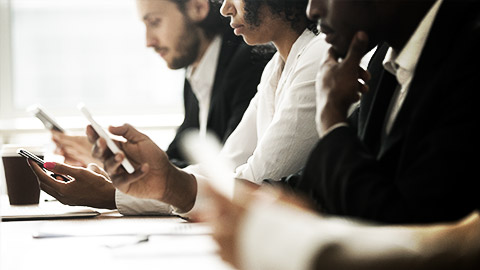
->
[{"left": 9, "top": 0, "right": 184, "bottom": 116}]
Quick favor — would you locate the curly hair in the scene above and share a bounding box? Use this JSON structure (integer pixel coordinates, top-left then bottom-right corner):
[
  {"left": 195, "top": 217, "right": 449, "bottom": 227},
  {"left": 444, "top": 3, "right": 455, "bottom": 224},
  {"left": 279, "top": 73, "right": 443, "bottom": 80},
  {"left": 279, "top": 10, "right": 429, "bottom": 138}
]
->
[
  {"left": 171, "top": 0, "right": 230, "bottom": 39},
  {"left": 243, "top": 0, "right": 318, "bottom": 35}
]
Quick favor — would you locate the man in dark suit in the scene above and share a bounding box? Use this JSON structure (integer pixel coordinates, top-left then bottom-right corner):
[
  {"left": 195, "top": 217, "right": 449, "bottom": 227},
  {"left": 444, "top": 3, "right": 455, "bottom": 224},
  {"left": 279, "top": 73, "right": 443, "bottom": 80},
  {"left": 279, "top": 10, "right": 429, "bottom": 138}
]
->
[
  {"left": 166, "top": 31, "right": 271, "bottom": 168},
  {"left": 52, "top": 0, "right": 270, "bottom": 168},
  {"left": 294, "top": 0, "right": 480, "bottom": 224},
  {"left": 41, "top": 0, "right": 269, "bottom": 210},
  {"left": 136, "top": 0, "right": 272, "bottom": 168}
]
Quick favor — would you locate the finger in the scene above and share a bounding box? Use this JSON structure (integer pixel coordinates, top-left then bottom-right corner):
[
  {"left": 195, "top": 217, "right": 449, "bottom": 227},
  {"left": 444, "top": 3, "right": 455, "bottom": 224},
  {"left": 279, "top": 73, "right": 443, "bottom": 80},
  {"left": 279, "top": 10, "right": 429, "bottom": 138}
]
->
[
  {"left": 43, "top": 161, "right": 82, "bottom": 177},
  {"left": 51, "top": 129, "right": 62, "bottom": 136},
  {"left": 28, "top": 159, "right": 48, "bottom": 176},
  {"left": 28, "top": 160, "right": 68, "bottom": 189},
  {"left": 86, "top": 125, "right": 99, "bottom": 144},
  {"left": 51, "top": 129, "right": 64, "bottom": 141},
  {"left": 51, "top": 132, "right": 78, "bottom": 149},
  {"left": 39, "top": 181, "right": 64, "bottom": 200},
  {"left": 358, "top": 80, "right": 369, "bottom": 94},
  {"left": 53, "top": 147, "right": 64, "bottom": 156},
  {"left": 103, "top": 153, "right": 125, "bottom": 176},
  {"left": 91, "top": 137, "right": 109, "bottom": 160},
  {"left": 344, "top": 31, "right": 369, "bottom": 67},
  {"left": 59, "top": 145, "right": 80, "bottom": 156},
  {"left": 358, "top": 67, "right": 371, "bottom": 83},
  {"left": 325, "top": 46, "right": 340, "bottom": 64},
  {"left": 110, "top": 163, "right": 150, "bottom": 190},
  {"left": 51, "top": 131, "right": 61, "bottom": 142},
  {"left": 108, "top": 124, "right": 147, "bottom": 143},
  {"left": 87, "top": 163, "right": 109, "bottom": 179}
]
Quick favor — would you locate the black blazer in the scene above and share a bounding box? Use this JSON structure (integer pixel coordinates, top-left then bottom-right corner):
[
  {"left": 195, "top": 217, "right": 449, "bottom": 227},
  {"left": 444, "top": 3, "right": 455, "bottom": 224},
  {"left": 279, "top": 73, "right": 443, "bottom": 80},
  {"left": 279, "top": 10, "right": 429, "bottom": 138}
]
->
[
  {"left": 296, "top": 0, "right": 480, "bottom": 224},
  {"left": 166, "top": 30, "right": 273, "bottom": 168}
]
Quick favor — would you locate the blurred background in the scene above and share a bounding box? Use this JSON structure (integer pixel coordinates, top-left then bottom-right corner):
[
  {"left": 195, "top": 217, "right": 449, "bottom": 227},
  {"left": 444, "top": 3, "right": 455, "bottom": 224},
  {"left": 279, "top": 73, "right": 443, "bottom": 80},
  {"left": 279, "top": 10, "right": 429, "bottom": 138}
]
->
[{"left": 0, "top": 0, "right": 186, "bottom": 193}]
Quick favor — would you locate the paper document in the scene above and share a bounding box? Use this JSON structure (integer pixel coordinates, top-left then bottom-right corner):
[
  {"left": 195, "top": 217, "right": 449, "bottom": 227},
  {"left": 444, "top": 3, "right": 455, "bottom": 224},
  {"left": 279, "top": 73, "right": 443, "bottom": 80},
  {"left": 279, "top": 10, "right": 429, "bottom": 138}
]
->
[
  {"left": 1, "top": 203, "right": 99, "bottom": 221},
  {"left": 33, "top": 218, "right": 212, "bottom": 238}
]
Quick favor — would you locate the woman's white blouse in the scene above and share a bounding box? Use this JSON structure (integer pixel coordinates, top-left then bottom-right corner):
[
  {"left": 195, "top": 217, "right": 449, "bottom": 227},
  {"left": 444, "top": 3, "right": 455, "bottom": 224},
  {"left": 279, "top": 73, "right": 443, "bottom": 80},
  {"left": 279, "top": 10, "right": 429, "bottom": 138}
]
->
[{"left": 116, "top": 30, "right": 330, "bottom": 215}]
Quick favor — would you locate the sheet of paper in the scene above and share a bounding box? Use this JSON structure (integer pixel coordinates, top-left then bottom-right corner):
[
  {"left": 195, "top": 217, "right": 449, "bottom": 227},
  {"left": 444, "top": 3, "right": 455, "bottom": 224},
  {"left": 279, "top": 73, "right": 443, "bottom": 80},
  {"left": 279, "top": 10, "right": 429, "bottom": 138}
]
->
[
  {"left": 33, "top": 217, "right": 212, "bottom": 238},
  {"left": 1, "top": 201, "right": 99, "bottom": 221}
]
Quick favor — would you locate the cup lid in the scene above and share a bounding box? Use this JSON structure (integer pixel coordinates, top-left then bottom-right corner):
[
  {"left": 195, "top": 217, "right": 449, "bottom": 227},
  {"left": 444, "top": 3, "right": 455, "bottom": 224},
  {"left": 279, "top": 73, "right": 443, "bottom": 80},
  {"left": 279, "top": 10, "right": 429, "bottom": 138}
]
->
[{"left": 0, "top": 144, "right": 45, "bottom": 157}]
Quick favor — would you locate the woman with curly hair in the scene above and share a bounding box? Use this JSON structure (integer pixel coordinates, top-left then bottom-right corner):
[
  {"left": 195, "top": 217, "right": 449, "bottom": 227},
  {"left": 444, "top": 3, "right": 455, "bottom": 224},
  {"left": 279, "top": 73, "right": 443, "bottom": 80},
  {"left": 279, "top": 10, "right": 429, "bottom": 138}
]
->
[
  {"left": 214, "top": 0, "right": 329, "bottom": 184},
  {"left": 41, "top": 0, "right": 331, "bottom": 217}
]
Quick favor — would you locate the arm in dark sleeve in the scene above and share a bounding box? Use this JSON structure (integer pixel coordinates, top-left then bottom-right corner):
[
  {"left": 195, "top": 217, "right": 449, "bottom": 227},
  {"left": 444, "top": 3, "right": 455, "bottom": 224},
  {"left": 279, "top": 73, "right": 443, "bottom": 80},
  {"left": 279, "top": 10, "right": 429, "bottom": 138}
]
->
[
  {"left": 217, "top": 45, "right": 273, "bottom": 142},
  {"left": 166, "top": 81, "right": 199, "bottom": 168},
  {"left": 295, "top": 86, "right": 479, "bottom": 224}
]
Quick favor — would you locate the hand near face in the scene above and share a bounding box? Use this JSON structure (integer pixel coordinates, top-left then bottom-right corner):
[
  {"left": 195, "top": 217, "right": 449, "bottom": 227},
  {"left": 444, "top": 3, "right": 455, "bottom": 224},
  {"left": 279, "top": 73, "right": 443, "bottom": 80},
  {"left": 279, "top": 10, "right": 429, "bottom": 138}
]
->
[
  {"left": 86, "top": 124, "right": 197, "bottom": 212},
  {"left": 28, "top": 160, "right": 116, "bottom": 209},
  {"left": 316, "top": 31, "right": 370, "bottom": 135},
  {"left": 51, "top": 130, "right": 100, "bottom": 167}
]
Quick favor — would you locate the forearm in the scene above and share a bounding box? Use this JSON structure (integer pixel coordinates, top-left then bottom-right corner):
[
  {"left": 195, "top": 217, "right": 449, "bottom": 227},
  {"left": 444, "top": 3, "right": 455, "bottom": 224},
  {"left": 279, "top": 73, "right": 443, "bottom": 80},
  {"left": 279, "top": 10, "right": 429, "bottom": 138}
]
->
[
  {"left": 297, "top": 126, "right": 478, "bottom": 223},
  {"left": 162, "top": 167, "right": 197, "bottom": 213}
]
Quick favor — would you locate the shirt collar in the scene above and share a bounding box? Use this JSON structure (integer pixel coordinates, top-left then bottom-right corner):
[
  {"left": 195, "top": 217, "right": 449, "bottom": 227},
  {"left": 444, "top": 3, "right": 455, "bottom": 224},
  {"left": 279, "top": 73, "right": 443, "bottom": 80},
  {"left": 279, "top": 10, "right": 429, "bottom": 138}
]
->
[
  {"left": 383, "top": 0, "right": 443, "bottom": 83},
  {"left": 284, "top": 29, "right": 316, "bottom": 72},
  {"left": 185, "top": 35, "right": 222, "bottom": 93}
]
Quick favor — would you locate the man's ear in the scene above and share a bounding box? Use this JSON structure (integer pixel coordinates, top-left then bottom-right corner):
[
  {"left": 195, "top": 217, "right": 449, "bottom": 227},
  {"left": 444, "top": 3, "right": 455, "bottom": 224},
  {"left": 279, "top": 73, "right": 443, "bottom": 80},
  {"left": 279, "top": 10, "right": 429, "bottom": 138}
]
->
[{"left": 185, "top": 0, "right": 210, "bottom": 23}]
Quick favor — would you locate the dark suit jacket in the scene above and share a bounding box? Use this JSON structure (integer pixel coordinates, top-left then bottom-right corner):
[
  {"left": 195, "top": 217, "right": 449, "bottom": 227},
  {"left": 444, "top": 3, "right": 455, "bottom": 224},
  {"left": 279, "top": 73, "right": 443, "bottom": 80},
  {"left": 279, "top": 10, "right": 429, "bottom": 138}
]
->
[
  {"left": 166, "top": 30, "right": 273, "bottom": 168},
  {"left": 296, "top": 0, "right": 480, "bottom": 224}
]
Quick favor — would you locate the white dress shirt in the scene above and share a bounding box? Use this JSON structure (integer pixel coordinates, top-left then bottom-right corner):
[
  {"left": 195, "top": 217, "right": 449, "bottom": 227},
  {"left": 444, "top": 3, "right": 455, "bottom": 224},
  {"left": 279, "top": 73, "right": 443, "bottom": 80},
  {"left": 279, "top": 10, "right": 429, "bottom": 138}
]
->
[
  {"left": 185, "top": 35, "right": 222, "bottom": 138},
  {"left": 382, "top": 0, "right": 443, "bottom": 134},
  {"left": 116, "top": 29, "right": 329, "bottom": 215}
]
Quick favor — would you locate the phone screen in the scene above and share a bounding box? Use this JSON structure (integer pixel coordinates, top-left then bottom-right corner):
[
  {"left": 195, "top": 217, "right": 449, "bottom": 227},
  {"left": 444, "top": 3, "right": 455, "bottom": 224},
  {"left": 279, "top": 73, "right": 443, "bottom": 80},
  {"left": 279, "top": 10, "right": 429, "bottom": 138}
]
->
[
  {"left": 30, "top": 105, "right": 65, "bottom": 132},
  {"left": 17, "top": 148, "right": 45, "bottom": 166},
  {"left": 78, "top": 103, "right": 135, "bottom": 174},
  {"left": 17, "top": 148, "right": 71, "bottom": 182}
]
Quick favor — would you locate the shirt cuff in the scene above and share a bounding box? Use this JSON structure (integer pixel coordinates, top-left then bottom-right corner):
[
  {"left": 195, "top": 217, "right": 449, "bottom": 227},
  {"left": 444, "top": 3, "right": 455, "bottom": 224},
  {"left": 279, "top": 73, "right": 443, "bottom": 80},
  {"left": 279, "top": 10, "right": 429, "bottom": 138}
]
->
[
  {"left": 115, "top": 189, "right": 173, "bottom": 216},
  {"left": 320, "top": 122, "right": 348, "bottom": 138}
]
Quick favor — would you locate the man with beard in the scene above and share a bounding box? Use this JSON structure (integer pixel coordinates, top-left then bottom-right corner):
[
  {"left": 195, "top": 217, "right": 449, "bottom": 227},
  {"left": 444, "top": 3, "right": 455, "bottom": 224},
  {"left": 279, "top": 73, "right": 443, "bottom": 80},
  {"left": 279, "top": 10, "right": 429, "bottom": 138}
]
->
[
  {"left": 51, "top": 0, "right": 270, "bottom": 169},
  {"left": 43, "top": 0, "right": 270, "bottom": 214}
]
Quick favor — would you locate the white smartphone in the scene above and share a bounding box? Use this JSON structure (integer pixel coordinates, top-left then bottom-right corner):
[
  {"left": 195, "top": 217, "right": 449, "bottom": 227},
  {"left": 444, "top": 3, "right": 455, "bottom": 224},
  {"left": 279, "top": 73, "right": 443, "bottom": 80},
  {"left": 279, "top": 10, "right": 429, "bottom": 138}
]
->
[
  {"left": 78, "top": 103, "right": 135, "bottom": 174},
  {"left": 29, "top": 105, "right": 65, "bottom": 132}
]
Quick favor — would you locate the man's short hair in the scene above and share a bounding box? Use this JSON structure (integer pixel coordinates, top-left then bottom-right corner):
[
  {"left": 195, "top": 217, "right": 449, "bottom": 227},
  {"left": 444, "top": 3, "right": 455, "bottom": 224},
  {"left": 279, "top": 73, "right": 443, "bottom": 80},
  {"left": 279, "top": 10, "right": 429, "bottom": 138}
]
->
[{"left": 171, "top": 0, "right": 229, "bottom": 39}]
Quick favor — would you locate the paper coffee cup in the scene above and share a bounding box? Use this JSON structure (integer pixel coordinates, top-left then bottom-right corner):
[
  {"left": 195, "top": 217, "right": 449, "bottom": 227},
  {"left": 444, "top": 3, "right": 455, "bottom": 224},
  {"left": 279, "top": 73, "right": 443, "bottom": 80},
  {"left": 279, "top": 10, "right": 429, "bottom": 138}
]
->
[{"left": 1, "top": 144, "right": 44, "bottom": 205}]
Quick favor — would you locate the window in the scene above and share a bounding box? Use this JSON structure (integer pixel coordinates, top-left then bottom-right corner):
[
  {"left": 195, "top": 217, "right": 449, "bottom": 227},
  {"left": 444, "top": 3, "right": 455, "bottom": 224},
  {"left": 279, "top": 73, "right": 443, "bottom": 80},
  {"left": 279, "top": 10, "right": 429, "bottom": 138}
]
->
[{"left": 1, "top": 0, "right": 185, "bottom": 119}]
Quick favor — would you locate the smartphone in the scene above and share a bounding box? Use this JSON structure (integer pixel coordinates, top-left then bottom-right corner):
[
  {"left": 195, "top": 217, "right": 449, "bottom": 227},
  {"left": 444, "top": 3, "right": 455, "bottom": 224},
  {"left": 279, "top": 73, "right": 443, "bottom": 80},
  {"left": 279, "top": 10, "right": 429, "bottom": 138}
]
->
[
  {"left": 78, "top": 103, "right": 135, "bottom": 174},
  {"left": 17, "top": 148, "right": 71, "bottom": 182},
  {"left": 29, "top": 105, "right": 65, "bottom": 133}
]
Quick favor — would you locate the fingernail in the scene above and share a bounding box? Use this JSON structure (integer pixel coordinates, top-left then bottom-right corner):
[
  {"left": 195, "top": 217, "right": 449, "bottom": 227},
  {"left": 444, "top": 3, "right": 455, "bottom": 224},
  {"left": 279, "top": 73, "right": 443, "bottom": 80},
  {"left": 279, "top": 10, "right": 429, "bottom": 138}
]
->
[
  {"left": 44, "top": 162, "right": 56, "bottom": 170},
  {"left": 115, "top": 154, "right": 123, "bottom": 162}
]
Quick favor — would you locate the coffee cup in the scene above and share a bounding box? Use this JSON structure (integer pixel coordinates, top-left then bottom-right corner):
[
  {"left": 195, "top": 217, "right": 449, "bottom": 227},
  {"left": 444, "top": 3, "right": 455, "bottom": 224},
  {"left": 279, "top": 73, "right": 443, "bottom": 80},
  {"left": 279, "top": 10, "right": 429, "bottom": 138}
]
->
[{"left": 1, "top": 144, "right": 44, "bottom": 205}]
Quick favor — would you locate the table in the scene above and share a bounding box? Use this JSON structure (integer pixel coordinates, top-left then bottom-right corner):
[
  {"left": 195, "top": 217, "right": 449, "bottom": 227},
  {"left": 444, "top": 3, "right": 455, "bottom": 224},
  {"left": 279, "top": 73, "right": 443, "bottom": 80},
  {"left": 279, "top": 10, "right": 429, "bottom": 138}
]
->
[{"left": 1, "top": 207, "right": 234, "bottom": 270}]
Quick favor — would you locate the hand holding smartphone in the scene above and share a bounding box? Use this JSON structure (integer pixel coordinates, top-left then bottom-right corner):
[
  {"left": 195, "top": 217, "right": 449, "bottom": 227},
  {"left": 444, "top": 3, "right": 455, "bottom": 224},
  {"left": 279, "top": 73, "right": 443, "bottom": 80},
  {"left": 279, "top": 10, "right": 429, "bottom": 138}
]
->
[
  {"left": 78, "top": 103, "right": 135, "bottom": 174},
  {"left": 29, "top": 105, "right": 65, "bottom": 133},
  {"left": 17, "top": 148, "right": 71, "bottom": 182}
]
